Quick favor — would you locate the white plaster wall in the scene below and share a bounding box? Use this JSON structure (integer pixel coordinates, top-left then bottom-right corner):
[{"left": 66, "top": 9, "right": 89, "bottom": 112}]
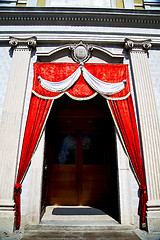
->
[
  {"left": 123, "top": 53, "right": 140, "bottom": 224},
  {"left": 117, "top": 131, "right": 139, "bottom": 225},
  {"left": 21, "top": 132, "right": 45, "bottom": 226},
  {"left": 0, "top": 45, "right": 11, "bottom": 122},
  {"left": 26, "top": 0, "right": 37, "bottom": 7},
  {"left": 50, "top": 0, "right": 111, "bottom": 7}
]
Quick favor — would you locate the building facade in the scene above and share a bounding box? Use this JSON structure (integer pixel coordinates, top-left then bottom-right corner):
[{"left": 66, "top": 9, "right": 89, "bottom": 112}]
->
[{"left": 0, "top": 0, "right": 160, "bottom": 234}]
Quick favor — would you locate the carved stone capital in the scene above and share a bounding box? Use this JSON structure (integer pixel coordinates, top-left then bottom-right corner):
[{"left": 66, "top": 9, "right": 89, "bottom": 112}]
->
[
  {"left": 9, "top": 37, "right": 37, "bottom": 50},
  {"left": 125, "top": 38, "right": 152, "bottom": 52},
  {"left": 69, "top": 41, "right": 93, "bottom": 63}
]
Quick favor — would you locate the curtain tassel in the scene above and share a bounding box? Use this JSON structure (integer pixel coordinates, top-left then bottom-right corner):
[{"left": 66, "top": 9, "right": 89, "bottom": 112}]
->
[
  {"left": 138, "top": 185, "right": 147, "bottom": 229},
  {"left": 14, "top": 183, "right": 22, "bottom": 230}
]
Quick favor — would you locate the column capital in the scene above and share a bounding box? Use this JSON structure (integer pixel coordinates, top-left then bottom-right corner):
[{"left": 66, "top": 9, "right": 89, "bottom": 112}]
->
[
  {"left": 9, "top": 36, "right": 37, "bottom": 50},
  {"left": 124, "top": 38, "right": 152, "bottom": 52}
]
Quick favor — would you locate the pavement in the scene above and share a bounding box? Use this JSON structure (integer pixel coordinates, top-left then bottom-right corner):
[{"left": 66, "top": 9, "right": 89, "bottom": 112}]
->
[
  {"left": 0, "top": 230, "right": 140, "bottom": 240},
  {"left": 1, "top": 228, "right": 160, "bottom": 240},
  {"left": 0, "top": 206, "right": 160, "bottom": 240}
]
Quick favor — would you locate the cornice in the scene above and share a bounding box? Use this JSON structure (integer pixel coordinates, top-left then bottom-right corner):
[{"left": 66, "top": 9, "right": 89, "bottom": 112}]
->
[{"left": 0, "top": 7, "right": 160, "bottom": 27}]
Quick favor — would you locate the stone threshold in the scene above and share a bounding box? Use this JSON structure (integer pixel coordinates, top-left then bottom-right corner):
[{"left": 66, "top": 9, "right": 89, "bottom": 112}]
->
[{"left": 25, "top": 205, "right": 135, "bottom": 232}]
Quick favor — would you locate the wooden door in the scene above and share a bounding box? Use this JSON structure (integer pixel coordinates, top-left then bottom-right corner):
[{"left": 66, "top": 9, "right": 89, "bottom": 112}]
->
[
  {"left": 45, "top": 95, "right": 118, "bottom": 216},
  {"left": 48, "top": 132, "right": 78, "bottom": 205}
]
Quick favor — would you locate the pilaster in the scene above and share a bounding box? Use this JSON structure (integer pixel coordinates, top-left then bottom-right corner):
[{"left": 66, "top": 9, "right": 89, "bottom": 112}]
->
[
  {"left": 125, "top": 39, "right": 160, "bottom": 232},
  {"left": 0, "top": 37, "right": 36, "bottom": 233}
]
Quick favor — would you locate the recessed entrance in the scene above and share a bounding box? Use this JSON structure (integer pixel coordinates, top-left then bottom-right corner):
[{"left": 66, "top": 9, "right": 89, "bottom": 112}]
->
[{"left": 43, "top": 94, "right": 119, "bottom": 220}]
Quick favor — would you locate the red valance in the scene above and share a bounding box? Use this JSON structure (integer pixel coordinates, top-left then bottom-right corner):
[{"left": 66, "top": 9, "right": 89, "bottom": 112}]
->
[
  {"left": 33, "top": 62, "right": 130, "bottom": 99},
  {"left": 14, "top": 62, "right": 147, "bottom": 229}
]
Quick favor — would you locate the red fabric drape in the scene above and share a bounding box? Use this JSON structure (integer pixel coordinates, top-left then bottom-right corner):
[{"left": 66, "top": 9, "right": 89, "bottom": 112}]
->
[
  {"left": 14, "top": 94, "right": 53, "bottom": 229},
  {"left": 107, "top": 97, "right": 147, "bottom": 227},
  {"left": 14, "top": 62, "right": 147, "bottom": 229},
  {"left": 33, "top": 62, "right": 95, "bottom": 99}
]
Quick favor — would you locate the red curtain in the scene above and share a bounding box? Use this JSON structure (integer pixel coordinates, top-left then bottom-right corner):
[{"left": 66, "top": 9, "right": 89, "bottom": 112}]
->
[
  {"left": 107, "top": 96, "right": 147, "bottom": 228},
  {"left": 14, "top": 62, "right": 147, "bottom": 229},
  {"left": 14, "top": 94, "right": 53, "bottom": 229}
]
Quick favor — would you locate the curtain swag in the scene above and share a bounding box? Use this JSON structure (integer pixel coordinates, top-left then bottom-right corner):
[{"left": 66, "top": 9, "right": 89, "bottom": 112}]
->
[
  {"left": 38, "top": 65, "right": 126, "bottom": 95},
  {"left": 14, "top": 62, "right": 147, "bottom": 230}
]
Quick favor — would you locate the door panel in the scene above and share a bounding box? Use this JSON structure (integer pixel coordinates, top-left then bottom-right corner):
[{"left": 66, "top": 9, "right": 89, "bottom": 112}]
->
[
  {"left": 45, "top": 95, "right": 118, "bottom": 218},
  {"left": 48, "top": 131, "right": 107, "bottom": 206},
  {"left": 50, "top": 165, "right": 78, "bottom": 205},
  {"left": 82, "top": 165, "right": 106, "bottom": 206},
  {"left": 48, "top": 133, "right": 77, "bottom": 205}
]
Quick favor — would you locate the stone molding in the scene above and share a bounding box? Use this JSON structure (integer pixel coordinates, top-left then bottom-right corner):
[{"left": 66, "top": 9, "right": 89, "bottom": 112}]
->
[
  {"left": 37, "top": 43, "right": 124, "bottom": 62},
  {"left": 1, "top": 9, "right": 160, "bottom": 46},
  {"left": 125, "top": 38, "right": 152, "bottom": 52},
  {"left": 1, "top": 15, "right": 159, "bottom": 24},
  {"left": 0, "top": 0, "right": 17, "bottom": 6},
  {"left": 144, "top": 0, "right": 160, "bottom": 7},
  {"left": 9, "top": 36, "right": 37, "bottom": 50},
  {"left": 0, "top": 7, "right": 160, "bottom": 26}
]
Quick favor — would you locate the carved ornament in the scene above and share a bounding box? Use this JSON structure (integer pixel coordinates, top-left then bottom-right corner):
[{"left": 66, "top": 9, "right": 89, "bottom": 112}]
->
[
  {"left": 125, "top": 38, "right": 152, "bottom": 52},
  {"left": 9, "top": 37, "right": 37, "bottom": 50},
  {"left": 69, "top": 41, "right": 93, "bottom": 63}
]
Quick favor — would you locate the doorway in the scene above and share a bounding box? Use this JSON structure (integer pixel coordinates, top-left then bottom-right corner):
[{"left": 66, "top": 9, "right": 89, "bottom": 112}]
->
[{"left": 43, "top": 94, "right": 119, "bottom": 220}]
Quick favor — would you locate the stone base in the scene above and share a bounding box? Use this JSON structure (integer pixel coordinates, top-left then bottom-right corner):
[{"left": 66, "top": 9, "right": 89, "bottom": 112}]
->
[
  {"left": 147, "top": 217, "right": 160, "bottom": 233},
  {"left": 133, "top": 214, "right": 140, "bottom": 229},
  {"left": 147, "top": 212, "right": 160, "bottom": 233},
  {"left": 147, "top": 200, "right": 160, "bottom": 233},
  {"left": 21, "top": 213, "right": 40, "bottom": 227},
  {"left": 0, "top": 199, "right": 15, "bottom": 233},
  {"left": 0, "top": 213, "right": 14, "bottom": 234}
]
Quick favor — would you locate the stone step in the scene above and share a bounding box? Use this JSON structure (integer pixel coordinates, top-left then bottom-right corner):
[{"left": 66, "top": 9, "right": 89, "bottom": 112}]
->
[
  {"left": 21, "top": 230, "right": 141, "bottom": 240},
  {"left": 25, "top": 206, "right": 136, "bottom": 235},
  {"left": 24, "top": 224, "right": 135, "bottom": 233}
]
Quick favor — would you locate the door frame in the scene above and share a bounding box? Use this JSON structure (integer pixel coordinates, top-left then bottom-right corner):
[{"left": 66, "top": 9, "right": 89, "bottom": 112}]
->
[
  {"left": 21, "top": 44, "right": 138, "bottom": 227},
  {"left": 43, "top": 94, "right": 119, "bottom": 220}
]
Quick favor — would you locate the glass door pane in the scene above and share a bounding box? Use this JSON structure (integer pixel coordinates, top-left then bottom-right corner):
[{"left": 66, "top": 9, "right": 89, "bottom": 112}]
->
[
  {"left": 55, "top": 134, "right": 76, "bottom": 164},
  {"left": 55, "top": 134, "right": 76, "bottom": 165},
  {"left": 82, "top": 134, "right": 104, "bottom": 165}
]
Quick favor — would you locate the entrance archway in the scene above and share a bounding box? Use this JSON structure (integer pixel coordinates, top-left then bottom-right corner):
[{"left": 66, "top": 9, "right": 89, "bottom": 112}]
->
[
  {"left": 15, "top": 46, "right": 146, "bottom": 229},
  {"left": 43, "top": 94, "right": 119, "bottom": 221}
]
